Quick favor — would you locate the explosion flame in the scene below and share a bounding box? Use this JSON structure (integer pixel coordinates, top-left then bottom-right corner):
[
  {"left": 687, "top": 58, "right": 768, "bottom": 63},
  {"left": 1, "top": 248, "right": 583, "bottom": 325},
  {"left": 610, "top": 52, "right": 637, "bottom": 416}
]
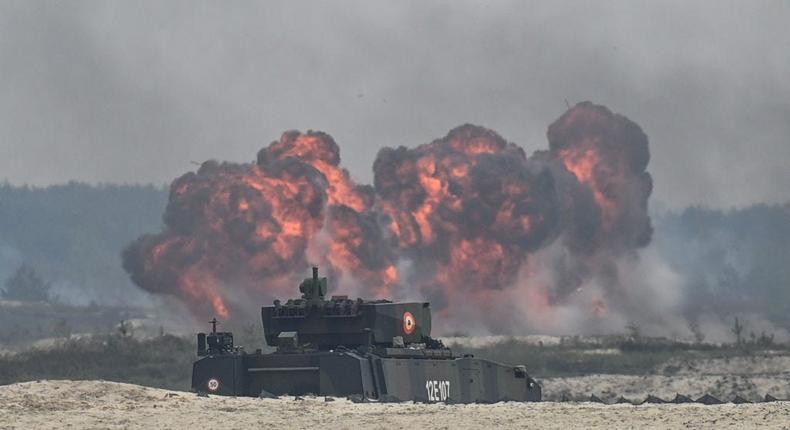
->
[{"left": 124, "top": 102, "right": 653, "bottom": 331}]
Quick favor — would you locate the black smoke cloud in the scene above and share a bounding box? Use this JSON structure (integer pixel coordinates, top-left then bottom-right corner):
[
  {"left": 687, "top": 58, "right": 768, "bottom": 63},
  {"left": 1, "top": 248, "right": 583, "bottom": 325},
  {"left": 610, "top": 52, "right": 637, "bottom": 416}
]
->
[{"left": 124, "top": 102, "right": 662, "bottom": 334}]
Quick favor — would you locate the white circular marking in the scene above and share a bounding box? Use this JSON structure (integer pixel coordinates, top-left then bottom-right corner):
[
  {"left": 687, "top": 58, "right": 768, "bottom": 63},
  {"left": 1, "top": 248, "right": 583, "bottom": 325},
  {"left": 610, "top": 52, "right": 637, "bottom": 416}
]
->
[
  {"left": 207, "top": 378, "right": 220, "bottom": 391},
  {"left": 403, "top": 311, "right": 416, "bottom": 335}
]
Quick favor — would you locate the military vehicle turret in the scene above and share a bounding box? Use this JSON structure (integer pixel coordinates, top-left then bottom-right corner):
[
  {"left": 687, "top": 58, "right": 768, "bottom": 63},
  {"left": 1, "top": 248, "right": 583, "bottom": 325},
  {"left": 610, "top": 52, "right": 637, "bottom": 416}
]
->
[{"left": 192, "top": 267, "right": 541, "bottom": 403}]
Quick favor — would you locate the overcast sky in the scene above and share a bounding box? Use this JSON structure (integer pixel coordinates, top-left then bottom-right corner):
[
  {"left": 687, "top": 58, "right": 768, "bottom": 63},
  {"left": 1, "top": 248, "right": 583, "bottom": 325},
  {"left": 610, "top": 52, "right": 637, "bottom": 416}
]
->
[{"left": 1, "top": 0, "right": 788, "bottom": 208}]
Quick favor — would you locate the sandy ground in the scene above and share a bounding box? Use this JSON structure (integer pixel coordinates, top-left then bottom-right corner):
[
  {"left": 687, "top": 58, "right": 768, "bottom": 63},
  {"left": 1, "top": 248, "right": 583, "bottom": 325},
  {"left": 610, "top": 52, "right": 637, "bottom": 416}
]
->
[
  {"left": 1, "top": 380, "right": 789, "bottom": 430},
  {"left": 543, "top": 374, "right": 790, "bottom": 402},
  {"left": 543, "top": 354, "right": 790, "bottom": 402}
]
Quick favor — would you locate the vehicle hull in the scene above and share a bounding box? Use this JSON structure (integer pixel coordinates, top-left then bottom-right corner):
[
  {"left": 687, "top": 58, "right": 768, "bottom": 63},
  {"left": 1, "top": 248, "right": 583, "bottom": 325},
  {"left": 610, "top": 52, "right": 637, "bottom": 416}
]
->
[{"left": 192, "top": 351, "right": 541, "bottom": 403}]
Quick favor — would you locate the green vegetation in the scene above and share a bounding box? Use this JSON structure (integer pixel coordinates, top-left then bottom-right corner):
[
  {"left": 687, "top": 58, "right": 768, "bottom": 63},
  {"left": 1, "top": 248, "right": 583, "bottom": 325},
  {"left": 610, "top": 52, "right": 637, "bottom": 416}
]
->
[
  {"left": 654, "top": 203, "right": 790, "bottom": 325},
  {"left": 0, "top": 182, "right": 167, "bottom": 305},
  {"left": 0, "top": 320, "right": 266, "bottom": 390},
  {"left": 451, "top": 336, "right": 790, "bottom": 377},
  {"left": 2, "top": 265, "right": 51, "bottom": 302},
  {"left": 0, "top": 334, "right": 194, "bottom": 390},
  {"left": 3, "top": 329, "right": 789, "bottom": 392}
]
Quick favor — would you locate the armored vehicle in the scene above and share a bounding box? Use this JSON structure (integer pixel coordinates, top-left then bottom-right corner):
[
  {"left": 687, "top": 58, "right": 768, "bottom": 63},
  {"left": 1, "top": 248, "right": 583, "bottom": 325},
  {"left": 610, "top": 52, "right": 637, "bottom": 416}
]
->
[{"left": 192, "top": 267, "right": 541, "bottom": 403}]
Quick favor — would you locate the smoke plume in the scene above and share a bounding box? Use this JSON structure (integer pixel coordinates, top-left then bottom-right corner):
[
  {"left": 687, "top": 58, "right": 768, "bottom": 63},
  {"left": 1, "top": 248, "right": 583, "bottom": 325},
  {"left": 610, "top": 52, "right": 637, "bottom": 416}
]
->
[
  {"left": 123, "top": 131, "right": 397, "bottom": 318},
  {"left": 124, "top": 102, "right": 657, "bottom": 332}
]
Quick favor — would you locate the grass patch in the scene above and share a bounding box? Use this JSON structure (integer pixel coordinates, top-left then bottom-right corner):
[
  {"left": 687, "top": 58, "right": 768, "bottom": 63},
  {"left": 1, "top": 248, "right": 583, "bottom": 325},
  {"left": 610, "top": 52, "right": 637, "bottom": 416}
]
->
[
  {"left": 450, "top": 337, "right": 790, "bottom": 377},
  {"left": 2, "top": 332, "right": 788, "bottom": 390},
  {"left": 0, "top": 334, "right": 194, "bottom": 390}
]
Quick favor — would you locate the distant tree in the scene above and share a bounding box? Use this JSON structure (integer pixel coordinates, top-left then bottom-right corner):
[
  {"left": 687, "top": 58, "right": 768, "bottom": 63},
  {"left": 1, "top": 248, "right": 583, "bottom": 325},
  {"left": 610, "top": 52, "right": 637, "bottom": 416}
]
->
[
  {"left": 758, "top": 331, "right": 775, "bottom": 347},
  {"left": 1, "top": 264, "right": 51, "bottom": 302},
  {"left": 731, "top": 317, "right": 744, "bottom": 345}
]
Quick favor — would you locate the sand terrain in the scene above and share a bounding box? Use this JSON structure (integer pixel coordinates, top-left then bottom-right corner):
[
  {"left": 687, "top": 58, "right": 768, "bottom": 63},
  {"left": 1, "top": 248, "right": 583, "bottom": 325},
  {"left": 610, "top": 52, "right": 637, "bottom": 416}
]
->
[
  {"left": 1, "top": 380, "right": 789, "bottom": 430},
  {"left": 543, "top": 354, "right": 790, "bottom": 402}
]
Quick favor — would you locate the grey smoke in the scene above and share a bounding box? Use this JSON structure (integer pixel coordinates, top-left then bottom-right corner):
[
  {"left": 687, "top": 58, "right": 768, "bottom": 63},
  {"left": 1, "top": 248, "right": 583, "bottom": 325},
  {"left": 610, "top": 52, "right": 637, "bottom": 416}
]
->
[
  {"left": 2, "top": 1, "right": 789, "bottom": 340},
  {"left": 1, "top": 1, "right": 790, "bottom": 209}
]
